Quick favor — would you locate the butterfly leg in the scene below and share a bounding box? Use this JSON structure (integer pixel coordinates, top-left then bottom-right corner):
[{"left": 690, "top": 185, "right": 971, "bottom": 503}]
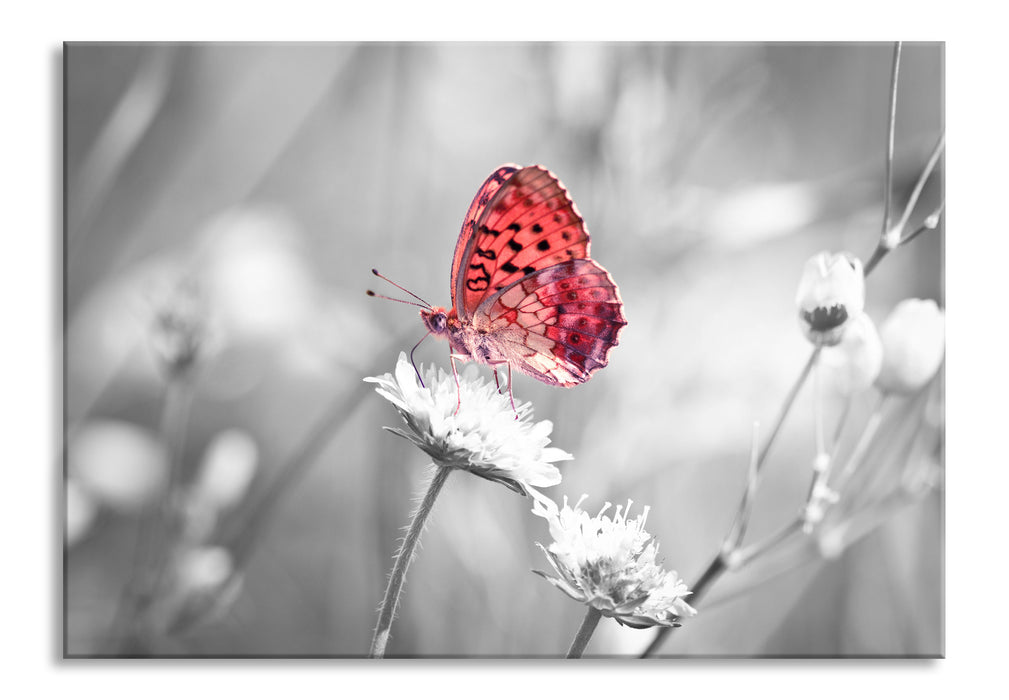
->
[
  {"left": 507, "top": 363, "right": 518, "bottom": 420},
  {"left": 450, "top": 353, "right": 462, "bottom": 416},
  {"left": 493, "top": 368, "right": 502, "bottom": 394}
]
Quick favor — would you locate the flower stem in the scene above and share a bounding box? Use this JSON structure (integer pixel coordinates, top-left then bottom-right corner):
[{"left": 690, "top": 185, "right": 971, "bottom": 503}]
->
[
  {"left": 880, "top": 41, "right": 902, "bottom": 241},
  {"left": 865, "top": 132, "right": 946, "bottom": 275},
  {"left": 228, "top": 379, "right": 375, "bottom": 563},
  {"left": 641, "top": 345, "right": 820, "bottom": 658},
  {"left": 107, "top": 367, "right": 195, "bottom": 653},
  {"left": 734, "top": 519, "right": 803, "bottom": 569},
  {"left": 831, "top": 393, "right": 888, "bottom": 497},
  {"left": 757, "top": 346, "right": 821, "bottom": 468},
  {"left": 890, "top": 133, "right": 945, "bottom": 247},
  {"left": 640, "top": 554, "right": 726, "bottom": 658},
  {"left": 566, "top": 606, "right": 603, "bottom": 658},
  {"left": 370, "top": 465, "right": 452, "bottom": 658}
]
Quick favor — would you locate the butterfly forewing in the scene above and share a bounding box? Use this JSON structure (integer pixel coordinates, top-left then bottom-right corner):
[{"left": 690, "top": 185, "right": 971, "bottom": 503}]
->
[
  {"left": 455, "top": 166, "right": 591, "bottom": 320},
  {"left": 450, "top": 165, "right": 519, "bottom": 312}
]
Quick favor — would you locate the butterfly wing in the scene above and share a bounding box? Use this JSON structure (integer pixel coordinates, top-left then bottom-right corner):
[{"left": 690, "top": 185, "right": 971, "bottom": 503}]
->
[
  {"left": 450, "top": 164, "right": 520, "bottom": 312},
  {"left": 472, "top": 258, "right": 627, "bottom": 386},
  {"left": 454, "top": 165, "right": 591, "bottom": 321}
]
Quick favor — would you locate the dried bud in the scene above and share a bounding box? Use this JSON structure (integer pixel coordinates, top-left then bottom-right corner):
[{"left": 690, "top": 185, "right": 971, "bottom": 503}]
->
[
  {"left": 876, "top": 298, "right": 945, "bottom": 395},
  {"left": 150, "top": 282, "right": 208, "bottom": 376},
  {"left": 820, "top": 312, "right": 884, "bottom": 396},
  {"left": 795, "top": 252, "right": 865, "bottom": 346}
]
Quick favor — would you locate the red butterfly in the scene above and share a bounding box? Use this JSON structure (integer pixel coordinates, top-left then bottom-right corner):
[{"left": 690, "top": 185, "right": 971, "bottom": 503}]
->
[{"left": 374, "top": 164, "right": 626, "bottom": 407}]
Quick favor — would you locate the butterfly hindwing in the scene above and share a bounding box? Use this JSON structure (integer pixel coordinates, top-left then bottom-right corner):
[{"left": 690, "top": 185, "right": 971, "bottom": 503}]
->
[
  {"left": 455, "top": 166, "right": 591, "bottom": 320},
  {"left": 473, "top": 259, "right": 627, "bottom": 386}
]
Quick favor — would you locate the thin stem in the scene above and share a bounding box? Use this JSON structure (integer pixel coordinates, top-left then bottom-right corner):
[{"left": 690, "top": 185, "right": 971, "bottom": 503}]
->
[
  {"left": 733, "top": 519, "right": 803, "bottom": 569},
  {"left": 566, "top": 606, "right": 603, "bottom": 659},
  {"left": 370, "top": 465, "right": 452, "bottom": 658},
  {"left": 813, "top": 358, "right": 826, "bottom": 459},
  {"left": 640, "top": 553, "right": 727, "bottom": 658},
  {"left": 830, "top": 393, "right": 889, "bottom": 497},
  {"left": 228, "top": 379, "right": 375, "bottom": 563},
  {"left": 641, "top": 345, "right": 820, "bottom": 659},
  {"left": 832, "top": 396, "right": 854, "bottom": 453},
  {"left": 758, "top": 345, "right": 822, "bottom": 469},
  {"left": 805, "top": 395, "right": 852, "bottom": 504},
  {"left": 881, "top": 41, "right": 902, "bottom": 240},
  {"left": 865, "top": 132, "right": 945, "bottom": 276},
  {"left": 109, "top": 368, "right": 195, "bottom": 652},
  {"left": 703, "top": 462, "right": 935, "bottom": 615},
  {"left": 722, "top": 422, "right": 761, "bottom": 555},
  {"left": 862, "top": 243, "right": 888, "bottom": 278},
  {"left": 900, "top": 202, "right": 944, "bottom": 247},
  {"left": 887, "top": 133, "right": 940, "bottom": 251}
]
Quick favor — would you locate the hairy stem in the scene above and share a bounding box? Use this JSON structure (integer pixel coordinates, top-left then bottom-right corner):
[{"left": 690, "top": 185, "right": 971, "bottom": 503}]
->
[{"left": 370, "top": 465, "right": 451, "bottom": 658}]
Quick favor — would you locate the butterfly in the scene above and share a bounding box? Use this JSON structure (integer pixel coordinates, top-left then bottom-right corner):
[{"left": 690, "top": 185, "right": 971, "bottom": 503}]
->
[{"left": 373, "top": 164, "right": 626, "bottom": 408}]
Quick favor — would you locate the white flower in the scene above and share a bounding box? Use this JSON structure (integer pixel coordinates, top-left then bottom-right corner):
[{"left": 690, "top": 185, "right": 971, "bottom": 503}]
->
[
  {"left": 795, "top": 251, "right": 865, "bottom": 346},
  {"left": 365, "top": 353, "right": 572, "bottom": 495},
  {"left": 532, "top": 494, "right": 696, "bottom": 628},
  {"left": 820, "top": 312, "right": 884, "bottom": 396},
  {"left": 876, "top": 298, "right": 946, "bottom": 395}
]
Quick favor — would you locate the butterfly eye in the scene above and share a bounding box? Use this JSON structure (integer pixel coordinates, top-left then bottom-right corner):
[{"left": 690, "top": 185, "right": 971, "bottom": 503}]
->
[{"left": 422, "top": 310, "right": 448, "bottom": 335}]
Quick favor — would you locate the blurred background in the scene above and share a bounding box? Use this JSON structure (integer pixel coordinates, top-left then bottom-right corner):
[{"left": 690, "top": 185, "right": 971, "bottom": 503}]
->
[{"left": 64, "top": 42, "right": 943, "bottom": 657}]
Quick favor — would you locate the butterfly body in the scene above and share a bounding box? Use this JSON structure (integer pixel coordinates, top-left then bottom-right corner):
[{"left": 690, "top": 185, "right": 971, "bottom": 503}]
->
[{"left": 422, "top": 164, "right": 626, "bottom": 388}]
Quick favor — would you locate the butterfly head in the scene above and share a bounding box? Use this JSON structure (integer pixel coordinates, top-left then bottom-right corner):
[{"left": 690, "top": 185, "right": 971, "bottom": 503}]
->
[{"left": 420, "top": 306, "right": 454, "bottom": 338}]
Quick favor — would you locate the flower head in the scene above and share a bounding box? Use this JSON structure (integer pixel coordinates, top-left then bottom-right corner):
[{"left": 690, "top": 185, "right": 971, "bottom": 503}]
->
[
  {"left": 876, "top": 298, "right": 945, "bottom": 395},
  {"left": 820, "top": 312, "right": 884, "bottom": 396},
  {"left": 365, "top": 353, "right": 571, "bottom": 495},
  {"left": 532, "top": 494, "right": 695, "bottom": 628},
  {"left": 795, "top": 251, "right": 865, "bottom": 346}
]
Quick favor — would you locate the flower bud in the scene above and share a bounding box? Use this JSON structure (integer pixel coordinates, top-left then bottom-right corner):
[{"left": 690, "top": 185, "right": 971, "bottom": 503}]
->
[
  {"left": 820, "top": 312, "right": 883, "bottom": 396},
  {"left": 795, "top": 251, "right": 865, "bottom": 346},
  {"left": 876, "top": 298, "right": 945, "bottom": 394},
  {"left": 150, "top": 282, "right": 209, "bottom": 376}
]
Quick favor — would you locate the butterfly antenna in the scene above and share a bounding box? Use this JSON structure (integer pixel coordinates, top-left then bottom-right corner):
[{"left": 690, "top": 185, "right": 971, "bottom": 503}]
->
[
  {"left": 409, "top": 331, "right": 431, "bottom": 387},
  {"left": 365, "top": 289, "right": 429, "bottom": 309},
  {"left": 370, "top": 269, "right": 433, "bottom": 308}
]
